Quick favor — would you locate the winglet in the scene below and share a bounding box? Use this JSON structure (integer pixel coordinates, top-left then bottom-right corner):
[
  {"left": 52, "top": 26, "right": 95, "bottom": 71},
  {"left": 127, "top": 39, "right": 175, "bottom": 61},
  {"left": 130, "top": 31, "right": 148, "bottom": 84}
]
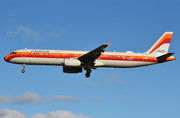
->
[{"left": 107, "top": 42, "right": 111, "bottom": 47}]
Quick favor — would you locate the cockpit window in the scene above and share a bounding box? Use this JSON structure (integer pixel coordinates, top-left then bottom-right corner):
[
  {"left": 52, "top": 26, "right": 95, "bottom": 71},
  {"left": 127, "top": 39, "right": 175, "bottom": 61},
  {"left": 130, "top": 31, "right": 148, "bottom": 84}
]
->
[{"left": 10, "top": 52, "right": 17, "bottom": 54}]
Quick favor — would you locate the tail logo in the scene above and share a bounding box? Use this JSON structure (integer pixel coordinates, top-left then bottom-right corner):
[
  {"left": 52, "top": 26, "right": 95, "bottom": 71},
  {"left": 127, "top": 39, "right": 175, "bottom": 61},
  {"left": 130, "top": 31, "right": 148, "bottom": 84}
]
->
[{"left": 156, "top": 50, "right": 166, "bottom": 53}]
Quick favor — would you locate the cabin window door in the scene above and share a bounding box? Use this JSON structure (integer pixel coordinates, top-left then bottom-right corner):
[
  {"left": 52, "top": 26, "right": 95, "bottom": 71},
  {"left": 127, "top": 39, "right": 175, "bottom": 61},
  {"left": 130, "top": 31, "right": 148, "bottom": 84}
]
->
[
  {"left": 55, "top": 51, "right": 60, "bottom": 58},
  {"left": 143, "top": 54, "right": 147, "bottom": 62}
]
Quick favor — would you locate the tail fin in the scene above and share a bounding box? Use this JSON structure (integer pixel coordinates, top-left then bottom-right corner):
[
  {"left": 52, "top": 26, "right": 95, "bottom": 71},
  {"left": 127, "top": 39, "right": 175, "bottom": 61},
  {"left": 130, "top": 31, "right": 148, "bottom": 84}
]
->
[{"left": 146, "top": 32, "right": 173, "bottom": 54}]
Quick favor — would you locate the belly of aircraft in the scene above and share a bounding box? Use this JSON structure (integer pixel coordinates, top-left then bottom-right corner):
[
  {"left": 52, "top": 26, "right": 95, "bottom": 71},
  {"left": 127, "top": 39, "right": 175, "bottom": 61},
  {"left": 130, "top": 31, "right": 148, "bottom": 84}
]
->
[
  {"left": 100, "top": 60, "right": 156, "bottom": 68},
  {"left": 10, "top": 57, "right": 64, "bottom": 66},
  {"left": 10, "top": 57, "right": 156, "bottom": 68}
]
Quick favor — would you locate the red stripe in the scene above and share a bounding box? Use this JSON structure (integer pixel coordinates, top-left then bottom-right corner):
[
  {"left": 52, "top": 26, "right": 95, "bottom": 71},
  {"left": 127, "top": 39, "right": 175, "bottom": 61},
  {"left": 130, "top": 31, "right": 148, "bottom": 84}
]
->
[{"left": 9, "top": 54, "right": 158, "bottom": 63}]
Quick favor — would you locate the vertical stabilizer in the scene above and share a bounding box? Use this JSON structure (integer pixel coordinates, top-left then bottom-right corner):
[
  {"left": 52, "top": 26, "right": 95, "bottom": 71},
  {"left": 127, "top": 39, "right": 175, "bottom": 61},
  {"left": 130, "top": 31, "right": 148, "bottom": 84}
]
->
[{"left": 146, "top": 32, "right": 173, "bottom": 54}]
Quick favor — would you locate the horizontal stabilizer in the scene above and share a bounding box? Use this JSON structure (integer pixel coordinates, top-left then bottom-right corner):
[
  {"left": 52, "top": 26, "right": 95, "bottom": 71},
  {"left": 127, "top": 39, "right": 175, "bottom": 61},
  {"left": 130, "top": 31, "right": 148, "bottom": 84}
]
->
[{"left": 156, "top": 52, "right": 174, "bottom": 62}]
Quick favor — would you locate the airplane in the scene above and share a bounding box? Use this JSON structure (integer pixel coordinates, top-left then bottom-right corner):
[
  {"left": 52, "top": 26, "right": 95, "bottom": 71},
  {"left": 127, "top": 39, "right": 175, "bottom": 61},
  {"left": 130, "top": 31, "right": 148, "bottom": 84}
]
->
[{"left": 4, "top": 32, "right": 175, "bottom": 78}]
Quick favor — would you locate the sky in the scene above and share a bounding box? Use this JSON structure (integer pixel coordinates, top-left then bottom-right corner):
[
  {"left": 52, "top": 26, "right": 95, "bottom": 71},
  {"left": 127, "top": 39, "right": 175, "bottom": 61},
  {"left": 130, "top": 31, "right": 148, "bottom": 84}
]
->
[{"left": 0, "top": 0, "right": 180, "bottom": 118}]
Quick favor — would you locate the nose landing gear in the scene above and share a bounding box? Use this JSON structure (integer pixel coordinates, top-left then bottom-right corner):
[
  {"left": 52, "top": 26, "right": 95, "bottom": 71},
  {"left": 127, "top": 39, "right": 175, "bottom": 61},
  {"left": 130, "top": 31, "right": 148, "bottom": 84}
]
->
[
  {"left": 21, "top": 64, "right": 25, "bottom": 73},
  {"left": 84, "top": 68, "right": 91, "bottom": 78}
]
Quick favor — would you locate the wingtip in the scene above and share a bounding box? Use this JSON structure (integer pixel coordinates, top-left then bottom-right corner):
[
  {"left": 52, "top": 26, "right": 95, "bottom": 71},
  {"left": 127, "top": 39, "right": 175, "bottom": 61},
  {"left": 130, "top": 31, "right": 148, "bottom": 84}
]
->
[{"left": 107, "top": 42, "right": 111, "bottom": 47}]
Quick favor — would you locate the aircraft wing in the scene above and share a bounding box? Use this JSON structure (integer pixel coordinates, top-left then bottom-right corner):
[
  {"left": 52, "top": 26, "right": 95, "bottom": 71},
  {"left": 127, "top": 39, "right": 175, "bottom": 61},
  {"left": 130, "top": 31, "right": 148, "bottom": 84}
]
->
[{"left": 78, "top": 43, "right": 111, "bottom": 64}]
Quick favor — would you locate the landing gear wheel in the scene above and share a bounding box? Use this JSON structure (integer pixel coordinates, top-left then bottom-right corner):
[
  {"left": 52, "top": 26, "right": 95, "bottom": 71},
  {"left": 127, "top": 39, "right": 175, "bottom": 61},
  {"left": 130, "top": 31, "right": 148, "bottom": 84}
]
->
[
  {"left": 21, "top": 69, "right": 25, "bottom": 73},
  {"left": 21, "top": 64, "right": 25, "bottom": 73},
  {"left": 84, "top": 67, "right": 92, "bottom": 78},
  {"left": 85, "top": 73, "right": 90, "bottom": 78}
]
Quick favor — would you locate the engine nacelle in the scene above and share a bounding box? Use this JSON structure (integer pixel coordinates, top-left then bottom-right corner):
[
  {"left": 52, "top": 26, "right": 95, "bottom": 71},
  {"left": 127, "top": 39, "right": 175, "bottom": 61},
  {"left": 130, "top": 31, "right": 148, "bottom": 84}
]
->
[
  {"left": 64, "top": 58, "right": 81, "bottom": 67},
  {"left": 94, "top": 60, "right": 105, "bottom": 67},
  {"left": 63, "top": 66, "right": 82, "bottom": 73}
]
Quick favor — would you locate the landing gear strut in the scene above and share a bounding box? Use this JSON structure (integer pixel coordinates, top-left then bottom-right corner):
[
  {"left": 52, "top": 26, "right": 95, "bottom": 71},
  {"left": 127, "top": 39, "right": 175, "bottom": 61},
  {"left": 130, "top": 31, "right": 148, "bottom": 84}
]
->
[
  {"left": 84, "top": 68, "right": 91, "bottom": 78},
  {"left": 21, "top": 64, "right": 25, "bottom": 73}
]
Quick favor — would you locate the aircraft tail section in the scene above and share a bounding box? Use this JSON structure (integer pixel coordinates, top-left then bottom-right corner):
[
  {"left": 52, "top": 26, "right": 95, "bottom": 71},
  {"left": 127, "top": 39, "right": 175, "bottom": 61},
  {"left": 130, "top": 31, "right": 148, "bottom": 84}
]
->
[
  {"left": 146, "top": 32, "right": 173, "bottom": 54},
  {"left": 156, "top": 52, "right": 175, "bottom": 62}
]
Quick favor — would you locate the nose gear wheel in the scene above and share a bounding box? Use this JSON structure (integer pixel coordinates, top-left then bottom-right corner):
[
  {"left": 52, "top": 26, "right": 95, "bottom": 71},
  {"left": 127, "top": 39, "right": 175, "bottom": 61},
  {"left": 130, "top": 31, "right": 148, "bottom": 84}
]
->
[{"left": 21, "top": 64, "right": 25, "bottom": 73}]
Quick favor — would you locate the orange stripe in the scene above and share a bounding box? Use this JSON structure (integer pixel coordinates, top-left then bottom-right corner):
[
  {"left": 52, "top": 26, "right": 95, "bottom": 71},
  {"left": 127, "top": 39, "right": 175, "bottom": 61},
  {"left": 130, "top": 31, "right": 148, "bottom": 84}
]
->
[{"left": 7, "top": 52, "right": 158, "bottom": 62}]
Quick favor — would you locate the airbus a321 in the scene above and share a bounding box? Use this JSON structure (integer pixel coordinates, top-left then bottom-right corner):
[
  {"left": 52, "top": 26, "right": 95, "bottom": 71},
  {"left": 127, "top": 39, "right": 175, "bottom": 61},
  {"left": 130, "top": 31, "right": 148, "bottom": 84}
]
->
[{"left": 4, "top": 32, "right": 175, "bottom": 78}]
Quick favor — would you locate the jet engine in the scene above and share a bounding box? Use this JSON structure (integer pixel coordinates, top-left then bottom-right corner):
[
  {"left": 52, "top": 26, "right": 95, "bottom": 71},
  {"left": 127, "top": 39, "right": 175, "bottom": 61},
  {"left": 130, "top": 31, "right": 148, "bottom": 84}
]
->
[{"left": 63, "top": 58, "right": 81, "bottom": 67}]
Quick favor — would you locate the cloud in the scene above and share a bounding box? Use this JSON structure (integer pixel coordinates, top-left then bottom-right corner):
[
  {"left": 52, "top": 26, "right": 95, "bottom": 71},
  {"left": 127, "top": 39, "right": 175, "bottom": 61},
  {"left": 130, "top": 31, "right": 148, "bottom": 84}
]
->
[
  {"left": 52, "top": 96, "right": 84, "bottom": 103},
  {"left": 17, "top": 26, "right": 41, "bottom": 41},
  {"left": 14, "top": 92, "right": 40, "bottom": 104},
  {"left": 0, "top": 95, "right": 11, "bottom": 104},
  {"left": 0, "top": 109, "right": 28, "bottom": 118},
  {"left": 94, "top": 97, "right": 104, "bottom": 101},
  {"left": 7, "top": 14, "right": 15, "bottom": 17},
  {"left": 31, "top": 110, "right": 92, "bottom": 118},
  {"left": 103, "top": 74, "right": 123, "bottom": 84},
  {"left": 86, "top": 74, "right": 123, "bottom": 86},
  {"left": 6, "top": 25, "right": 65, "bottom": 42},
  {"left": 0, "top": 93, "right": 85, "bottom": 104},
  {"left": 0, "top": 109, "right": 92, "bottom": 118},
  {"left": 51, "top": 28, "right": 66, "bottom": 32},
  {"left": 59, "top": 28, "right": 66, "bottom": 32},
  {"left": 116, "top": 95, "right": 122, "bottom": 100},
  {"left": 49, "top": 33, "right": 61, "bottom": 37},
  {"left": 0, "top": 92, "right": 40, "bottom": 104},
  {"left": 6, "top": 30, "right": 18, "bottom": 37},
  {"left": 39, "top": 96, "right": 50, "bottom": 104}
]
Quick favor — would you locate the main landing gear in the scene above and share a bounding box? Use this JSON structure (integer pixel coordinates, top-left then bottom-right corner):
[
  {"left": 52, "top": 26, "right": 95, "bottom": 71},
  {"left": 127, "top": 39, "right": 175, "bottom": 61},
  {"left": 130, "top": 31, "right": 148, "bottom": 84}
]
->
[
  {"left": 84, "top": 68, "right": 91, "bottom": 78},
  {"left": 21, "top": 64, "right": 25, "bottom": 73}
]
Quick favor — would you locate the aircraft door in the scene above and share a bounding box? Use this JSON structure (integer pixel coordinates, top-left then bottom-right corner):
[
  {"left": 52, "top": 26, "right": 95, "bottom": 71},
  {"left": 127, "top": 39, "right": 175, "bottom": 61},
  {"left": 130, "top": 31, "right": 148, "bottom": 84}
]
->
[
  {"left": 21, "top": 50, "right": 26, "bottom": 57},
  {"left": 55, "top": 51, "right": 60, "bottom": 58},
  {"left": 143, "top": 54, "right": 147, "bottom": 62}
]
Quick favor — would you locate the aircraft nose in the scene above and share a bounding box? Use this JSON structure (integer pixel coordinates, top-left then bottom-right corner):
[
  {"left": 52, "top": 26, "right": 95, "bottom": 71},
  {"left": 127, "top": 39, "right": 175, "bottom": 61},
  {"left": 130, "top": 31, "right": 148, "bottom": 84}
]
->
[{"left": 4, "top": 56, "right": 8, "bottom": 62}]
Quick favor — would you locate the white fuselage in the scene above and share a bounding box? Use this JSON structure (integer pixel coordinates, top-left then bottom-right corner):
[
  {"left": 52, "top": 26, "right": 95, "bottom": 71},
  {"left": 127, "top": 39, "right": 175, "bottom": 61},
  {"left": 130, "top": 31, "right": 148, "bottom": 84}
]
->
[{"left": 6, "top": 49, "right": 159, "bottom": 68}]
